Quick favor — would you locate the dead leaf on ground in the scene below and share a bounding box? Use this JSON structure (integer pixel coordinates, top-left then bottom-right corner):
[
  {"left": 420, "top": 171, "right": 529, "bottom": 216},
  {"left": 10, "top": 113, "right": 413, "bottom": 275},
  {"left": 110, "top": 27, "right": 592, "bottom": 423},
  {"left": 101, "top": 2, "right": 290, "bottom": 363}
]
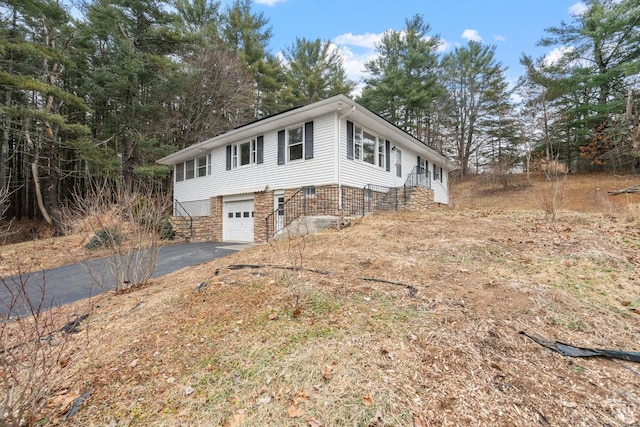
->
[
  {"left": 413, "top": 416, "right": 427, "bottom": 427},
  {"left": 307, "top": 418, "right": 324, "bottom": 427},
  {"left": 225, "top": 411, "right": 247, "bottom": 427},
  {"left": 363, "top": 394, "right": 373, "bottom": 406},
  {"left": 287, "top": 404, "right": 304, "bottom": 418},
  {"left": 321, "top": 365, "right": 333, "bottom": 380}
]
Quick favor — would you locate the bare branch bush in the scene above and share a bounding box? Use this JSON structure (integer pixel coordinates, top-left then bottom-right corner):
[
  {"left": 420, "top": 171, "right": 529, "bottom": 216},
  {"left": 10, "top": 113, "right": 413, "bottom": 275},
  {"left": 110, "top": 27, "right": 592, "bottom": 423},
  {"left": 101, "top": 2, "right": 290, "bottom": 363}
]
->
[
  {"left": 539, "top": 161, "right": 569, "bottom": 220},
  {"left": 484, "top": 157, "right": 523, "bottom": 191},
  {"left": 1, "top": 188, "right": 88, "bottom": 426},
  {"left": 63, "top": 181, "right": 173, "bottom": 293}
]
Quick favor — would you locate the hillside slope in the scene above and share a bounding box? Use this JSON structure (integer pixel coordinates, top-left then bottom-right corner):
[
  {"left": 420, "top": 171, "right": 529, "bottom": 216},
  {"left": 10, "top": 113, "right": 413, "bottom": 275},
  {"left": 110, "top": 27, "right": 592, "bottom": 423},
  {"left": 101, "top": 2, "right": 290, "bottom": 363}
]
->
[{"left": 40, "top": 195, "right": 640, "bottom": 425}]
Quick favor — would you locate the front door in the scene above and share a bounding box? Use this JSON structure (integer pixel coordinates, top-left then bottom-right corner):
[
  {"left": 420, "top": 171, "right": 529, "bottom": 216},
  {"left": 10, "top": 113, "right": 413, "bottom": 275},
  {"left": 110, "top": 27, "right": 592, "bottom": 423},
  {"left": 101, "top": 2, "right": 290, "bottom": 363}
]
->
[
  {"left": 274, "top": 193, "right": 285, "bottom": 234},
  {"left": 395, "top": 148, "right": 404, "bottom": 187}
]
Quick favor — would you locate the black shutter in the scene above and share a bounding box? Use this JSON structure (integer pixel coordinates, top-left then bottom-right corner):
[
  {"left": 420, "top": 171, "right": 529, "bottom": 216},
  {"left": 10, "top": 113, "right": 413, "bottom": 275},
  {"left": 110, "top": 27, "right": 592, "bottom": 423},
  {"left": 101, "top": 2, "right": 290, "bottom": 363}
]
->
[
  {"left": 417, "top": 156, "right": 421, "bottom": 173},
  {"left": 277, "top": 130, "right": 285, "bottom": 165},
  {"left": 226, "top": 145, "right": 232, "bottom": 170},
  {"left": 257, "top": 136, "right": 264, "bottom": 164},
  {"left": 347, "top": 120, "right": 354, "bottom": 160},
  {"left": 440, "top": 167, "right": 443, "bottom": 182},
  {"left": 304, "top": 121, "right": 314, "bottom": 160},
  {"left": 385, "top": 140, "right": 391, "bottom": 172}
]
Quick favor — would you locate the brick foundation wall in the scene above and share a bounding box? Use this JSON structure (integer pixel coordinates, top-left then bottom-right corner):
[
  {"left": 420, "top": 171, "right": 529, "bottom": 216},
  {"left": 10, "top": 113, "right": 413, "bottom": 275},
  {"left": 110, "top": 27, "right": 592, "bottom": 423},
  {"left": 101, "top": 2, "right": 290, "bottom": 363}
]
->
[
  {"left": 210, "top": 196, "right": 223, "bottom": 241},
  {"left": 170, "top": 195, "right": 223, "bottom": 242},
  {"left": 253, "top": 190, "right": 274, "bottom": 243},
  {"left": 174, "top": 184, "right": 436, "bottom": 242},
  {"left": 402, "top": 187, "right": 435, "bottom": 211}
]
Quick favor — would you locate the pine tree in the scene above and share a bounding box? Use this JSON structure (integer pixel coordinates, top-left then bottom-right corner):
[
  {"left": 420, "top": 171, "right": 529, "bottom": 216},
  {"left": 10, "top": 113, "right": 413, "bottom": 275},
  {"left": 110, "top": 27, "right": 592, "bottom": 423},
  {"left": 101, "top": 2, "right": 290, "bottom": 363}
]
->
[
  {"left": 283, "top": 37, "right": 354, "bottom": 105},
  {"left": 358, "top": 15, "right": 443, "bottom": 144},
  {"left": 0, "top": 0, "right": 90, "bottom": 230},
  {"left": 439, "top": 41, "right": 511, "bottom": 176},
  {"left": 535, "top": 0, "right": 640, "bottom": 171}
]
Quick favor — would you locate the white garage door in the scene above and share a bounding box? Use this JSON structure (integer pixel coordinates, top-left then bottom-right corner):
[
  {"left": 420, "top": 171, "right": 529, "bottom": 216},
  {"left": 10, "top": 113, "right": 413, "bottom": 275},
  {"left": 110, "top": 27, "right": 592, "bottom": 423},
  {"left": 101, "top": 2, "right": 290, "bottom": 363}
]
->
[{"left": 223, "top": 198, "right": 254, "bottom": 242}]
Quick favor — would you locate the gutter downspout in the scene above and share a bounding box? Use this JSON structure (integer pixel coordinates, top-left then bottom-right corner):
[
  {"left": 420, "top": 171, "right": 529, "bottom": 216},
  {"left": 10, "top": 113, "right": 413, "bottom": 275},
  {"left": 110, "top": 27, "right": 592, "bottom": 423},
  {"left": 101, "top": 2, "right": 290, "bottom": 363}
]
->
[{"left": 336, "top": 106, "right": 356, "bottom": 210}]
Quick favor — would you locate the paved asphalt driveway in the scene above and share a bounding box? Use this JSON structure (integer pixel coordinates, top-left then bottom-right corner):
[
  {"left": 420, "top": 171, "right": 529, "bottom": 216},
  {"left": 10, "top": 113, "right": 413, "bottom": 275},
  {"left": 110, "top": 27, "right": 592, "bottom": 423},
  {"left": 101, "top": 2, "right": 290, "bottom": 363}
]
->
[{"left": 0, "top": 241, "right": 245, "bottom": 317}]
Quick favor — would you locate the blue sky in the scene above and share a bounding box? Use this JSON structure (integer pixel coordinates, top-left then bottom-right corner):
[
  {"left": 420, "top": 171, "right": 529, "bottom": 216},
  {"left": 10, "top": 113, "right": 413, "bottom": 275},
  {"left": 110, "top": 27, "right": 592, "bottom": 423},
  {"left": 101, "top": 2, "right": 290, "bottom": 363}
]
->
[{"left": 242, "top": 0, "right": 588, "bottom": 92}]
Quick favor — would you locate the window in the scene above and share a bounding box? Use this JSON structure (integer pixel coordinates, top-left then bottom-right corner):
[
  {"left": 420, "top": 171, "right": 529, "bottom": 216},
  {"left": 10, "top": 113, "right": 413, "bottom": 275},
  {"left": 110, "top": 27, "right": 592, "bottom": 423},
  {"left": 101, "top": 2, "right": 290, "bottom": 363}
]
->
[
  {"left": 395, "top": 149, "right": 402, "bottom": 178},
  {"left": 303, "top": 186, "right": 316, "bottom": 198},
  {"left": 197, "top": 155, "right": 207, "bottom": 177},
  {"left": 251, "top": 140, "right": 257, "bottom": 164},
  {"left": 288, "top": 126, "right": 303, "bottom": 161},
  {"left": 354, "top": 127, "right": 363, "bottom": 160},
  {"left": 176, "top": 155, "right": 209, "bottom": 181},
  {"left": 278, "top": 122, "right": 312, "bottom": 164},
  {"left": 240, "top": 142, "right": 251, "bottom": 166},
  {"left": 185, "top": 159, "right": 195, "bottom": 180},
  {"left": 378, "top": 141, "right": 385, "bottom": 168},
  {"left": 231, "top": 139, "right": 259, "bottom": 168},
  {"left": 433, "top": 163, "right": 440, "bottom": 180},
  {"left": 175, "top": 163, "right": 184, "bottom": 182},
  {"left": 353, "top": 125, "right": 386, "bottom": 169}
]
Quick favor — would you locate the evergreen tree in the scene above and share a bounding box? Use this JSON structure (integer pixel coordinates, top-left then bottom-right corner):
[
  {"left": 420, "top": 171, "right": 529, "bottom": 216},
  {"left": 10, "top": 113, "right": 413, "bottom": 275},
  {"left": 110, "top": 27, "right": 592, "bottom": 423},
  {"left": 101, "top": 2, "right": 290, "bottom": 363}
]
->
[
  {"left": 358, "top": 15, "right": 443, "bottom": 145},
  {"left": 82, "top": 0, "right": 184, "bottom": 188},
  {"left": 283, "top": 37, "right": 354, "bottom": 105},
  {"left": 535, "top": 0, "right": 640, "bottom": 171},
  {"left": 0, "top": 0, "right": 90, "bottom": 230},
  {"left": 222, "top": 0, "right": 287, "bottom": 116},
  {"left": 439, "top": 41, "right": 511, "bottom": 176}
]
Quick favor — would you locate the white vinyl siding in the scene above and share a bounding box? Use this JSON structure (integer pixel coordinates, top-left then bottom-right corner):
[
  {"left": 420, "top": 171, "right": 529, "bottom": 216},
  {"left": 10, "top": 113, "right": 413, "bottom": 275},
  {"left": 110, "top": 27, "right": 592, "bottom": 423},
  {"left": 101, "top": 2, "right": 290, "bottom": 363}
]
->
[{"left": 171, "top": 107, "right": 450, "bottom": 206}]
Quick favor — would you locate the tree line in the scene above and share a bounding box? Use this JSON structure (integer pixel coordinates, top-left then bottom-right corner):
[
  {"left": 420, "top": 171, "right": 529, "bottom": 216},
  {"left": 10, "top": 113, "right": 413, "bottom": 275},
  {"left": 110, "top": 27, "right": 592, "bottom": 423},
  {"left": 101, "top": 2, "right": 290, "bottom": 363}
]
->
[{"left": 1, "top": 0, "right": 638, "bottom": 232}]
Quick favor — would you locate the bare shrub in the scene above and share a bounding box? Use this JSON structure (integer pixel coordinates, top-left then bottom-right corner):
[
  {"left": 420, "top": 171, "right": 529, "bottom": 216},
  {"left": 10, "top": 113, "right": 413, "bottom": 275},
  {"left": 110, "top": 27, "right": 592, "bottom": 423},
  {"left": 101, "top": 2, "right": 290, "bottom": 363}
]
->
[
  {"left": 0, "top": 274, "right": 86, "bottom": 425},
  {"left": 538, "top": 161, "right": 569, "bottom": 220},
  {"left": 1, "top": 188, "right": 88, "bottom": 425},
  {"left": 63, "top": 181, "right": 173, "bottom": 292},
  {"left": 542, "top": 160, "right": 567, "bottom": 179},
  {"left": 484, "top": 159, "right": 520, "bottom": 191}
]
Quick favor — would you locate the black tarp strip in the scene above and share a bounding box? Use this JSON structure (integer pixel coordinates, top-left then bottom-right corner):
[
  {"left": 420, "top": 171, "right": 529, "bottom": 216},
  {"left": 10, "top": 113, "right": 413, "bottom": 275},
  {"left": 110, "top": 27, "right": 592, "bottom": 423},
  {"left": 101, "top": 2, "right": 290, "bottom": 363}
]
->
[{"left": 520, "top": 331, "right": 640, "bottom": 363}]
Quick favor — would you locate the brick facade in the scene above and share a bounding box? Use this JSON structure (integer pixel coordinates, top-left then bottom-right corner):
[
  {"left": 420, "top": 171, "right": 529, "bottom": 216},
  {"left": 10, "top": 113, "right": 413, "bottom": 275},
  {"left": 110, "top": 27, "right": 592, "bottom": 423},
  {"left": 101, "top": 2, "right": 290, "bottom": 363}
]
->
[
  {"left": 174, "top": 184, "right": 436, "bottom": 242},
  {"left": 253, "top": 190, "right": 274, "bottom": 243},
  {"left": 402, "top": 187, "right": 436, "bottom": 211}
]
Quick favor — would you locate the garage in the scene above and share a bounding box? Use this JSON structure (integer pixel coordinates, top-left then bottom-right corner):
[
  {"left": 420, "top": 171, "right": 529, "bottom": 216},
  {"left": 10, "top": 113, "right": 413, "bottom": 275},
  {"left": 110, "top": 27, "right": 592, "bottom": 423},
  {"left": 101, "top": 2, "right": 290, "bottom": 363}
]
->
[{"left": 223, "top": 197, "right": 254, "bottom": 242}]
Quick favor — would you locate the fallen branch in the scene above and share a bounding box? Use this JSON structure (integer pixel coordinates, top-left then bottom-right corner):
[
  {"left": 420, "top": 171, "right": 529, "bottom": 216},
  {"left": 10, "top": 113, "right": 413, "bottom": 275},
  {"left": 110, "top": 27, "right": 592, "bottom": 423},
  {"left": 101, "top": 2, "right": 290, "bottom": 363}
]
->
[
  {"left": 226, "top": 264, "right": 330, "bottom": 275},
  {"left": 360, "top": 277, "right": 418, "bottom": 298},
  {"left": 608, "top": 185, "right": 640, "bottom": 195},
  {"left": 224, "top": 265, "right": 417, "bottom": 296}
]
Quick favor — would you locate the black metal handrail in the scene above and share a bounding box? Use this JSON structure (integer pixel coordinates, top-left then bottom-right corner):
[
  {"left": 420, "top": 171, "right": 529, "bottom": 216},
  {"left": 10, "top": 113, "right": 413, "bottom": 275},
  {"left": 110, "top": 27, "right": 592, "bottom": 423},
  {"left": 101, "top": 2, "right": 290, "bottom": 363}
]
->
[
  {"left": 405, "top": 166, "right": 431, "bottom": 189},
  {"left": 363, "top": 184, "right": 405, "bottom": 213},
  {"left": 264, "top": 182, "right": 426, "bottom": 241},
  {"left": 173, "top": 199, "right": 193, "bottom": 239},
  {"left": 266, "top": 186, "right": 350, "bottom": 241}
]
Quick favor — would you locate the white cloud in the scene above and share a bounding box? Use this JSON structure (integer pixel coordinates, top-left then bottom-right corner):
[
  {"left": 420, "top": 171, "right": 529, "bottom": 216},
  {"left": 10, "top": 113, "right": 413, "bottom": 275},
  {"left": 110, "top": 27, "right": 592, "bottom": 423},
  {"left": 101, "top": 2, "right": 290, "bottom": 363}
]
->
[
  {"left": 333, "top": 32, "right": 383, "bottom": 50},
  {"left": 254, "top": 0, "right": 287, "bottom": 5},
  {"left": 568, "top": 2, "right": 588, "bottom": 16},
  {"left": 461, "top": 29, "right": 482, "bottom": 42},
  {"left": 493, "top": 34, "right": 506, "bottom": 42},
  {"left": 436, "top": 39, "right": 454, "bottom": 53},
  {"left": 543, "top": 46, "right": 575, "bottom": 66}
]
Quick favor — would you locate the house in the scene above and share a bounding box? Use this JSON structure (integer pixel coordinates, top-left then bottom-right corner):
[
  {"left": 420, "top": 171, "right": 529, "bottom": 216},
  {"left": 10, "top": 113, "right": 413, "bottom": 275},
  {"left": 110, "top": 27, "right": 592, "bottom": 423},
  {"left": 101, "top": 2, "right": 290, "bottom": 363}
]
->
[{"left": 157, "top": 95, "right": 453, "bottom": 243}]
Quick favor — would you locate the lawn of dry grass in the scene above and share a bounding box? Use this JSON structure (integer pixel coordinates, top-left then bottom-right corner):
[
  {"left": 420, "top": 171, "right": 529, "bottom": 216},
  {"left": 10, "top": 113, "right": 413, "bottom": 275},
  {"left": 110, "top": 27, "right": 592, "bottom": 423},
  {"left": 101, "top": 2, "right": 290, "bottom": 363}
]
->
[{"left": 2, "top": 173, "right": 640, "bottom": 426}]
